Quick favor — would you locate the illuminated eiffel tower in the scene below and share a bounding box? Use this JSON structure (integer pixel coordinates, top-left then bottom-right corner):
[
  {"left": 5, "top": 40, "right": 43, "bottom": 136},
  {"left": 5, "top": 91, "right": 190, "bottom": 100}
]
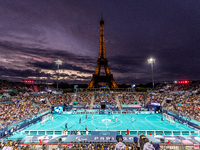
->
[{"left": 88, "top": 15, "right": 118, "bottom": 88}]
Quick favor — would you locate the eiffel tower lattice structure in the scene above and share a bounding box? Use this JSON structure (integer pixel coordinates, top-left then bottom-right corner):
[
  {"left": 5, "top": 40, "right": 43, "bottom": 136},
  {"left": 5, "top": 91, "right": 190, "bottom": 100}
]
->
[{"left": 88, "top": 16, "right": 118, "bottom": 88}]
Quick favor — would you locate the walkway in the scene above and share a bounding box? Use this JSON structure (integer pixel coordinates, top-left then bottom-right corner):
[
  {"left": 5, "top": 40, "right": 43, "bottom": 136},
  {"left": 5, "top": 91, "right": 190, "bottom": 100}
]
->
[
  {"left": 89, "top": 94, "right": 95, "bottom": 109},
  {"left": 45, "top": 97, "right": 51, "bottom": 106},
  {"left": 69, "top": 94, "right": 76, "bottom": 105},
  {"left": 115, "top": 94, "right": 122, "bottom": 109},
  {"left": 135, "top": 94, "right": 142, "bottom": 105}
]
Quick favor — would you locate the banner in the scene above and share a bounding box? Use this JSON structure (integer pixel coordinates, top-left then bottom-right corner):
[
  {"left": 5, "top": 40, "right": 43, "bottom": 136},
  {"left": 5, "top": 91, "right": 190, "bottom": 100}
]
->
[
  {"left": 20, "top": 135, "right": 198, "bottom": 144},
  {"left": 92, "top": 131, "right": 117, "bottom": 135},
  {"left": 3, "top": 89, "right": 13, "bottom": 92},
  {"left": 122, "top": 105, "right": 141, "bottom": 109},
  {"left": 151, "top": 103, "right": 160, "bottom": 106}
]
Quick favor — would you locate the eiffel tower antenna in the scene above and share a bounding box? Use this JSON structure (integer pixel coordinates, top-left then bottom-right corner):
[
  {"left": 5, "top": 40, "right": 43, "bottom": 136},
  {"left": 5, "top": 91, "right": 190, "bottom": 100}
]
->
[{"left": 88, "top": 15, "right": 118, "bottom": 88}]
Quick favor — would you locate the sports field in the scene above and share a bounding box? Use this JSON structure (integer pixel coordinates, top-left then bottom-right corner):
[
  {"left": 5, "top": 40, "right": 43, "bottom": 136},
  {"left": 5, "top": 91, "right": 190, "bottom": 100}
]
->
[{"left": 23, "top": 113, "right": 194, "bottom": 131}]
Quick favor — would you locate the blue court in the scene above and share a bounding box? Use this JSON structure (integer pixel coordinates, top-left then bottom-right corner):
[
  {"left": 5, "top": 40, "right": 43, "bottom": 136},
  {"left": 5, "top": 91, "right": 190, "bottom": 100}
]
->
[{"left": 23, "top": 113, "right": 194, "bottom": 132}]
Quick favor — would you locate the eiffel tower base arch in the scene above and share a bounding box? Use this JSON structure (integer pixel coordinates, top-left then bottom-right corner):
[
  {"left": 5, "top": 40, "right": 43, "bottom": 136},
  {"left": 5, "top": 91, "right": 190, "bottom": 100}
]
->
[{"left": 88, "top": 75, "right": 118, "bottom": 88}]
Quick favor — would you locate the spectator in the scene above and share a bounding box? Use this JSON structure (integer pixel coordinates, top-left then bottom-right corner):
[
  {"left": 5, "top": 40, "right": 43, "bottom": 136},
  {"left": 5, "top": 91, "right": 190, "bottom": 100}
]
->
[
  {"left": 2, "top": 140, "right": 12, "bottom": 150},
  {"left": 126, "top": 129, "right": 129, "bottom": 135},
  {"left": 152, "top": 142, "right": 160, "bottom": 150},
  {"left": 139, "top": 135, "right": 146, "bottom": 150},
  {"left": 143, "top": 139, "right": 155, "bottom": 150},
  {"left": 115, "top": 135, "right": 126, "bottom": 150},
  {"left": 86, "top": 130, "right": 89, "bottom": 135}
]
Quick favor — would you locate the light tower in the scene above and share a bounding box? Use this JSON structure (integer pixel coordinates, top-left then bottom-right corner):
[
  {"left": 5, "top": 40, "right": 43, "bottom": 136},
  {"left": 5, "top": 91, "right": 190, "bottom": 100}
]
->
[
  {"left": 55, "top": 60, "right": 62, "bottom": 91},
  {"left": 147, "top": 58, "right": 156, "bottom": 89}
]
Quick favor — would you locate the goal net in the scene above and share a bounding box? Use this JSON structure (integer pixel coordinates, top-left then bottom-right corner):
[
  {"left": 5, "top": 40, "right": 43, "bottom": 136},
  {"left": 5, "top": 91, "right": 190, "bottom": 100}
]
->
[
  {"left": 163, "top": 114, "right": 175, "bottom": 124},
  {"left": 41, "top": 114, "right": 52, "bottom": 123}
]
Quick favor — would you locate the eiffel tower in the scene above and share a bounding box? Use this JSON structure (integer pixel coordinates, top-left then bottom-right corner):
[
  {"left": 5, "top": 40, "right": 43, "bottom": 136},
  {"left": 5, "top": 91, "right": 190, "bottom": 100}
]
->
[{"left": 88, "top": 15, "right": 118, "bottom": 88}]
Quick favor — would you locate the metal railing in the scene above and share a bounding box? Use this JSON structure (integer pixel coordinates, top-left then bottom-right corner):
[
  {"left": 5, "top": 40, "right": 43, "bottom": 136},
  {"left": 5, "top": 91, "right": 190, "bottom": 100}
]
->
[{"left": 21, "top": 130, "right": 200, "bottom": 136}]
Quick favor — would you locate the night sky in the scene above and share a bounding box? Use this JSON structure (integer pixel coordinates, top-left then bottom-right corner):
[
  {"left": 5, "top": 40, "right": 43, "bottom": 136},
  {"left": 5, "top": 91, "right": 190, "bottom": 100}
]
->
[{"left": 0, "top": 0, "right": 200, "bottom": 84}]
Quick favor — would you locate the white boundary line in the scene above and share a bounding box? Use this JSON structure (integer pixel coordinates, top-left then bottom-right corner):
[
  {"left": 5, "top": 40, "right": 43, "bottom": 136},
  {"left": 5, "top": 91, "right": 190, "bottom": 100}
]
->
[{"left": 123, "top": 114, "right": 136, "bottom": 130}]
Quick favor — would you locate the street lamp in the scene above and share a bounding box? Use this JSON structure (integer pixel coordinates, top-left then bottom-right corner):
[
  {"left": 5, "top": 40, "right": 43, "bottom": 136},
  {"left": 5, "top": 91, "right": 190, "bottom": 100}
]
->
[
  {"left": 55, "top": 60, "right": 62, "bottom": 91},
  {"left": 147, "top": 58, "right": 156, "bottom": 89}
]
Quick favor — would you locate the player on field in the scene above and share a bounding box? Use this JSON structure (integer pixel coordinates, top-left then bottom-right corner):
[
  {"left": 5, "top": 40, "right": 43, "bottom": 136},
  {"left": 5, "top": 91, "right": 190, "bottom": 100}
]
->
[
  {"left": 65, "top": 123, "right": 68, "bottom": 130},
  {"left": 132, "top": 117, "right": 134, "bottom": 122}
]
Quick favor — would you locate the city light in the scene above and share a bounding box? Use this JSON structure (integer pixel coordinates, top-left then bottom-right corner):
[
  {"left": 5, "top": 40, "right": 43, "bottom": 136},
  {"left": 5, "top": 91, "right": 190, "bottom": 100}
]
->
[{"left": 178, "top": 80, "right": 190, "bottom": 84}]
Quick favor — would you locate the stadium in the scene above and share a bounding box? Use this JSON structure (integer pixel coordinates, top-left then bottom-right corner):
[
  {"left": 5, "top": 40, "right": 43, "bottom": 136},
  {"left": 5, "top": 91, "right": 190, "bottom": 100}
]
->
[
  {"left": 0, "top": 80, "right": 200, "bottom": 149},
  {"left": 1, "top": 1, "right": 200, "bottom": 150}
]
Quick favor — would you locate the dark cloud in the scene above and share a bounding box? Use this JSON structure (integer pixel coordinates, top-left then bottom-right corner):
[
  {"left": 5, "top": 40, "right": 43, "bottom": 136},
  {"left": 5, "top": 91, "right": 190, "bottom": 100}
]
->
[
  {"left": 0, "top": 0, "right": 200, "bottom": 84},
  {"left": 0, "top": 66, "right": 51, "bottom": 78},
  {"left": 0, "top": 41, "right": 95, "bottom": 63},
  {"left": 27, "top": 61, "right": 94, "bottom": 74}
]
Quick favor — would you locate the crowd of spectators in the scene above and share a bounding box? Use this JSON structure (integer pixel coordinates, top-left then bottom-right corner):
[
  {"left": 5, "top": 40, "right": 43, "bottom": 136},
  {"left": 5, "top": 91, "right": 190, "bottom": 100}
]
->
[
  {"left": 74, "top": 93, "right": 92, "bottom": 105},
  {"left": 0, "top": 139, "right": 139, "bottom": 150},
  {"left": 114, "top": 83, "right": 200, "bottom": 122},
  {"left": 48, "top": 94, "right": 73, "bottom": 106},
  {"left": 94, "top": 93, "right": 117, "bottom": 105},
  {"left": 146, "top": 83, "right": 200, "bottom": 121},
  {"left": 0, "top": 95, "right": 50, "bottom": 129},
  {"left": 0, "top": 134, "right": 161, "bottom": 150},
  {"left": 145, "top": 93, "right": 167, "bottom": 105},
  {"left": 164, "top": 93, "right": 200, "bottom": 121},
  {"left": 0, "top": 92, "right": 76, "bottom": 129},
  {"left": 0, "top": 140, "right": 22, "bottom": 150},
  {"left": 118, "top": 93, "right": 137, "bottom": 105}
]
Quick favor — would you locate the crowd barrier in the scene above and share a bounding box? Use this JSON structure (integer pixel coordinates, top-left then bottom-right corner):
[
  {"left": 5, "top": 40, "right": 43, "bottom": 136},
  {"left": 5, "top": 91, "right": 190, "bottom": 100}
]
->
[
  {"left": 63, "top": 104, "right": 145, "bottom": 111},
  {"left": 165, "top": 109, "right": 200, "bottom": 125},
  {"left": 163, "top": 110, "right": 200, "bottom": 130},
  {"left": 72, "top": 110, "right": 155, "bottom": 115},
  {"left": 21, "top": 130, "right": 200, "bottom": 136},
  {"left": 71, "top": 109, "right": 155, "bottom": 114}
]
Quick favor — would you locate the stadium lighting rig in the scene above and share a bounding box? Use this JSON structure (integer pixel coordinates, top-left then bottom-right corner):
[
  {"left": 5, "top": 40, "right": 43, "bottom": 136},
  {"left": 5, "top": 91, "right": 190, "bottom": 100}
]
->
[
  {"left": 147, "top": 58, "right": 156, "bottom": 89},
  {"left": 55, "top": 60, "right": 62, "bottom": 91}
]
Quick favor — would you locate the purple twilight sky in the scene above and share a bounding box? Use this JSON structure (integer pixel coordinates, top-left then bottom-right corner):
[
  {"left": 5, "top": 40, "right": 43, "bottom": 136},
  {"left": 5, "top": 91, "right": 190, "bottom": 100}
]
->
[{"left": 0, "top": 0, "right": 200, "bottom": 84}]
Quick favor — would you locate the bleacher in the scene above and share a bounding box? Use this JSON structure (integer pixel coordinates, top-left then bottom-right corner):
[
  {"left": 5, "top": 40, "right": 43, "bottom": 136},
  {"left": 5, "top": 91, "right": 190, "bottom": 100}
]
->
[{"left": 0, "top": 80, "right": 200, "bottom": 149}]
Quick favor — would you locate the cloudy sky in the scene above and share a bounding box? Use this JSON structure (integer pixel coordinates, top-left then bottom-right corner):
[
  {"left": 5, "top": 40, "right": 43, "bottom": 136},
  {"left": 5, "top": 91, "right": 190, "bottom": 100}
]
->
[{"left": 0, "top": 0, "right": 200, "bottom": 84}]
